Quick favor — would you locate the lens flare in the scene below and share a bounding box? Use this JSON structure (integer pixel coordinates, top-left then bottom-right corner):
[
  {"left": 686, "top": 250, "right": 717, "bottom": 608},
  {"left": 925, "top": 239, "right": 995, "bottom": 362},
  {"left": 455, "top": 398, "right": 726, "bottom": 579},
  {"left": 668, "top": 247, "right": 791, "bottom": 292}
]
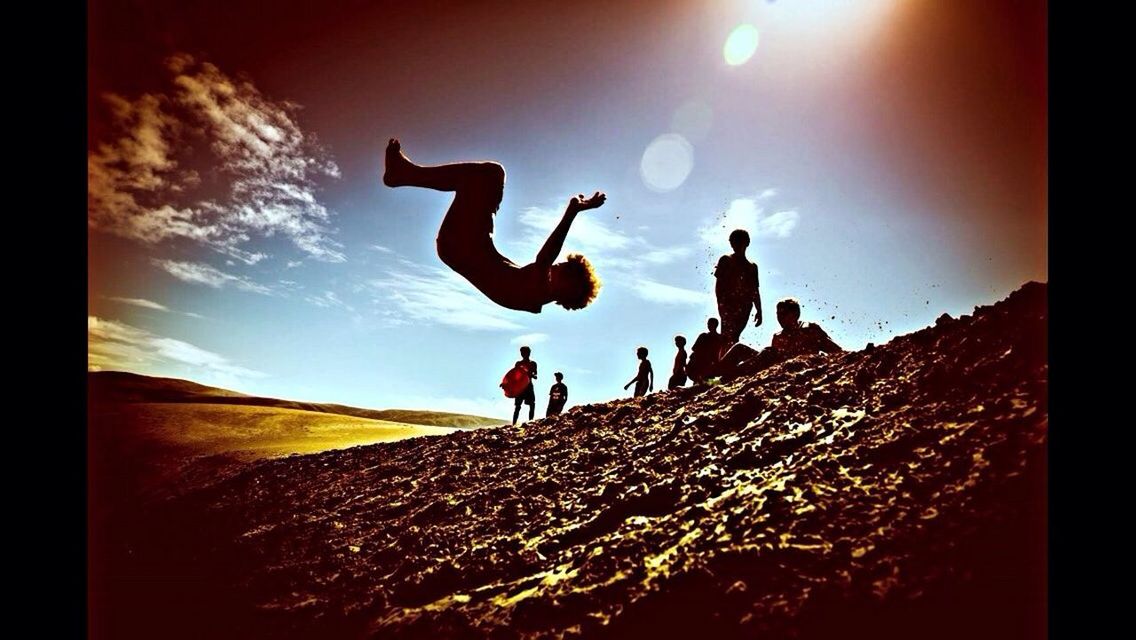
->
[
  {"left": 640, "top": 134, "right": 694, "bottom": 192},
  {"left": 724, "top": 24, "right": 760, "bottom": 66}
]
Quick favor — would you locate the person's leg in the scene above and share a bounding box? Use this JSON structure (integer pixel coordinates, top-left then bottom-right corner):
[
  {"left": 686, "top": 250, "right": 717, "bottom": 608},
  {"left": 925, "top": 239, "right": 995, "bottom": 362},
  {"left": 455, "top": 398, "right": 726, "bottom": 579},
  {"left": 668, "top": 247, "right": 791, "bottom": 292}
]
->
[
  {"left": 513, "top": 397, "right": 522, "bottom": 425},
  {"left": 384, "top": 139, "right": 504, "bottom": 268},
  {"left": 719, "top": 303, "right": 747, "bottom": 347},
  {"left": 528, "top": 399, "right": 535, "bottom": 421},
  {"left": 384, "top": 139, "right": 504, "bottom": 196}
]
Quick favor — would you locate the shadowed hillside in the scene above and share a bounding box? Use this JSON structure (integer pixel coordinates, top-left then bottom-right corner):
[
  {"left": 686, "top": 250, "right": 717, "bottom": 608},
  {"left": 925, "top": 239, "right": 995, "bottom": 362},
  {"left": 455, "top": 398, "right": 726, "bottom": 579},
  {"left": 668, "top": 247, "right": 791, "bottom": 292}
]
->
[{"left": 93, "top": 283, "right": 1047, "bottom": 640}]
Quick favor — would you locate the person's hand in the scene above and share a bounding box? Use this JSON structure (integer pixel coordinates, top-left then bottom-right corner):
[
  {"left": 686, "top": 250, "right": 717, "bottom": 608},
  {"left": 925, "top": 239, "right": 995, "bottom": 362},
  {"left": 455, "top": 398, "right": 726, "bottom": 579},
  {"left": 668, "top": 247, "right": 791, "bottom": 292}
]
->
[
  {"left": 569, "top": 191, "right": 606, "bottom": 212},
  {"left": 754, "top": 311, "right": 763, "bottom": 327},
  {"left": 624, "top": 382, "right": 630, "bottom": 390}
]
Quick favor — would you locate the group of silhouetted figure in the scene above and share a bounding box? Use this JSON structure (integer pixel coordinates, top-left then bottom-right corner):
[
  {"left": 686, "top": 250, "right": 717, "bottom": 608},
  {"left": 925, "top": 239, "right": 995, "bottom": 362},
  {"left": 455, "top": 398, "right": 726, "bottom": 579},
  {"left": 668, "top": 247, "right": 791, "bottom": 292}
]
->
[
  {"left": 381, "top": 138, "right": 845, "bottom": 424},
  {"left": 619, "top": 227, "right": 843, "bottom": 406}
]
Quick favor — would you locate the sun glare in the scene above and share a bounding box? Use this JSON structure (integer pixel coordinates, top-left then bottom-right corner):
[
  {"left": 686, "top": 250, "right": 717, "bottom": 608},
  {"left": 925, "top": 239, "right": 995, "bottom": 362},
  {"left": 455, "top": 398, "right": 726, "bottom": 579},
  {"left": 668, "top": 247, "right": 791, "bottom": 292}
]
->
[{"left": 723, "top": 24, "right": 759, "bottom": 66}]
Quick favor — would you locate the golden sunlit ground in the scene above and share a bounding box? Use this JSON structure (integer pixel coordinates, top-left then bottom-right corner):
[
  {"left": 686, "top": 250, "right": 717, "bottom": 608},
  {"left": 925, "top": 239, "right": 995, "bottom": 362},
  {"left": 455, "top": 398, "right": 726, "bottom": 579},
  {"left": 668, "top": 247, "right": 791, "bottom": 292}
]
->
[
  {"left": 88, "top": 398, "right": 461, "bottom": 501},
  {"left": 119, "top": 402, "right": 456, "bottom": 457}
]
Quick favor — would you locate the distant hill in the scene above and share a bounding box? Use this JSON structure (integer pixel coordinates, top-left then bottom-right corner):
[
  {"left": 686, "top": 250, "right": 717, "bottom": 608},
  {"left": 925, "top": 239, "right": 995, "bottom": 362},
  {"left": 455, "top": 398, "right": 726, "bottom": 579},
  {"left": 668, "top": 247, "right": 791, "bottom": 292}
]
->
[
  {"left": 88, "top": 371, "right": 504, "bottom": 428},
  {"left": 88, "top": 371, "right": 502, "bottom": 503}
]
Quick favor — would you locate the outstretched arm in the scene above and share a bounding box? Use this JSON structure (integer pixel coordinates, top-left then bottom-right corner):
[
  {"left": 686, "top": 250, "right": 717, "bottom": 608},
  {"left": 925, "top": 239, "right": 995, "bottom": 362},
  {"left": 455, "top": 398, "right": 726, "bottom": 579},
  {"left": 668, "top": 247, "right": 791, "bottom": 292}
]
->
[{"left": 535, "top": 192, "right": 606, "bottom": 267}]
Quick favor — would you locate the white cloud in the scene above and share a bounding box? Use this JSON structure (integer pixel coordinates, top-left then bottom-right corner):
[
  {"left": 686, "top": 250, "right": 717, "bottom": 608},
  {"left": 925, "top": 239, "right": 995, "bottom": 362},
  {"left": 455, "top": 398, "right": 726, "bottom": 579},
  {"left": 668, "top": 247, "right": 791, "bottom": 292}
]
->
[
  {"left": 698, "top": 195, "right": 799, "bottom": 248},
  {"left": 511, "top": 333, "right": 549, "bottom": 346},
  {"left": 88, "top": 54, "right": 344, "bottom": 263},
  {"left": 758, "top": 188, "right": 778, "bottom": 199},
  {"left": 634, "top": 279, "right": 712, "bottom": 306},
  {"left": 369, "top": 244, "right": 395, "bottom": 254},
  {"left": 107, "top": 297, "right": 169, "bottom": 311},
  {"left": 88, "top": 315, "right": 265, "bottom": 380},
  {"left": 369, "top": 261, "right": 525, "bottom": 331},
  {"left": 152, "top": 259, "right": 271, "bottom": 295},
  {"left": 755, "top": 210, "right": 800, "bottom": 239}
]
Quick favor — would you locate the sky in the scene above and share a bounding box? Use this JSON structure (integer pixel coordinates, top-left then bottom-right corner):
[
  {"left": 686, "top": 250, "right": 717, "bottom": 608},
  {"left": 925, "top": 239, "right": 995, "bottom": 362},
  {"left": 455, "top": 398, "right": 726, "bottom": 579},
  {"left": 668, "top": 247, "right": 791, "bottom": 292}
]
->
[{"left": 87, "top": 0, "right": 1047, "bottom": 420}]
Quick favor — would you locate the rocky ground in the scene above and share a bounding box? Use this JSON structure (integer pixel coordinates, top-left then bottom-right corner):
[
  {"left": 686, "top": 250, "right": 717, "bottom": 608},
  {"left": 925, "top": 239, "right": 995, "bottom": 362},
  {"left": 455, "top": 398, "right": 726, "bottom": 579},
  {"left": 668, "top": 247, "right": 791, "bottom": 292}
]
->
[{"left": 91, "top": 282, "right": 1047, "bottom": 639}]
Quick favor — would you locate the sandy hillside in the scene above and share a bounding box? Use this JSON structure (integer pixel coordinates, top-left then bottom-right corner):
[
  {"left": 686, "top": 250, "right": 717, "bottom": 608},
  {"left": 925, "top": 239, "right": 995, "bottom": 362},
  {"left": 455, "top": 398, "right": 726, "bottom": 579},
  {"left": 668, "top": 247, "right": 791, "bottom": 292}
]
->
[
  {"left": 87, "top": 374, "right": 487, "bottom": 502},
  {"left": 91, "top": 282, "right": 1047, "bottom": 640}
]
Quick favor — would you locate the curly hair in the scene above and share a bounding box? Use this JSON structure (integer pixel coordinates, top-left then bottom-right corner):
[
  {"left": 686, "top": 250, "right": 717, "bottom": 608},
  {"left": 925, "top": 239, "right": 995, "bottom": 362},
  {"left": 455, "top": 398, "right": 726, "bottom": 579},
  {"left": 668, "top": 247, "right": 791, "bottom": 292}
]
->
[{"left": 555, "top": 253, "right": 601, "bottom": 310}]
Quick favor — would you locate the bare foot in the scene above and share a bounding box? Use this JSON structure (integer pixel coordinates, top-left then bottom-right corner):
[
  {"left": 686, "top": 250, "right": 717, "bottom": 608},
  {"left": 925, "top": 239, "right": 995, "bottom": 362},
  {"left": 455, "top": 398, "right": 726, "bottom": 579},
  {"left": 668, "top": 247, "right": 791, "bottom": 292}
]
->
[{"left": 383, "top": 138, "right": 413, "bottom": 187}]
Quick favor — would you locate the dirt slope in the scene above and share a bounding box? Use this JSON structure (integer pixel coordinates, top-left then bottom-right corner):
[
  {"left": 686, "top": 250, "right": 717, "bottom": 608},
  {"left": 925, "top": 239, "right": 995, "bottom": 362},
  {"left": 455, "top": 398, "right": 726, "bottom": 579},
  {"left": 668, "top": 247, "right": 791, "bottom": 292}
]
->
[{"left": 94, "top": 282, "right": 1047, "bottom": 640}]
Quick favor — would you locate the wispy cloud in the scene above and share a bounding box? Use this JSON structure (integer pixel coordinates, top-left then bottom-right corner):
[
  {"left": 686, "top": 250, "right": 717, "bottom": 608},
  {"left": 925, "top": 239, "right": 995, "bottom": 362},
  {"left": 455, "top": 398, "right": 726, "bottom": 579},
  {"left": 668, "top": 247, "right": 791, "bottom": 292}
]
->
[
  {"left": 508, "top": 202, "right": 707, "bottom": 310},
  {"left": 510, "top": 205, "right": 633, "bottom": 264},
  {"left": 698, "top": 195, "right": 799, "bottom": 248},
  {"left": 511, "top": 203, "right": 690, "bottom": 274},
  {"left": 306, "top": 290, "right": 354, "bottom": 311},
  {"left": 104, "top": 295, "right": 204, "bottom": 318},
  {"left": 635, "top": 279, "right": 713, "bottom": 306},
  {"left": 88, "top": 53, "right": 345, "bottom": 263},
  {"left": 88, "top": 316, "right": 265, "bottom": 380},
  {"left": 152, "top": 259, "right": 271, "bottom": 295},
  {"left": 369, "top": 244, "right": 395, "bottom": 254},
  {"left": 369, "top": 260, "right": 525, "bottom": 331},
  {"left": 106, "top": 296, "right": 169, "bottom": 311},
  {"left": 642, "top": 246, "right": 692, "bottom": 265},
  {"left": 511, "top": 332, "right": 549, "bottom": 346}
]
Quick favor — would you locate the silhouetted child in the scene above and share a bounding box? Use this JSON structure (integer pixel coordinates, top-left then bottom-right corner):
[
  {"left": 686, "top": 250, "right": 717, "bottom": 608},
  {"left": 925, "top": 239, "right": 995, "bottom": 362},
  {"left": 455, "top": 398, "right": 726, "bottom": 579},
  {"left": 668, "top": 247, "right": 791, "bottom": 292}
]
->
[
  {"left": 547, "top": 372, "right": 568, "bottom": 417},
  {"left": 668, "top": 335, "right": 688, "bottom": 389},
  {"left": 383, "top": 138, "right": 604, "bottom": 313},
  {"left": 770, "top": 298, "right": 842, "bottom": 357},
  {"left": 714, "top": 229, "right": 763, "bottom": 347},
  {"left": 687, "top": 318, "right": 725, "bottom": 385},
  {"left": 716, "top": 298, "right": 843, "bottom": 380},
  {"left": 624, "top": 347, "right": 653, "bottom": 397},
  {"left": 512, "top": 346, "right": 538, "bottom": 424}
]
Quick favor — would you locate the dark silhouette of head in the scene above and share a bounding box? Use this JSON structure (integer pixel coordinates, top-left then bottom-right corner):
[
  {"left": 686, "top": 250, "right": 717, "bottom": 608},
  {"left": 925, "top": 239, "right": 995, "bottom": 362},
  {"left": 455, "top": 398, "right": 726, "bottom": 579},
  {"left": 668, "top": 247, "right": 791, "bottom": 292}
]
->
[
  {"left": 551, "top": 253, "right": 601, "bottom": 310},
  {"left": 729, "top": 229, "right": 750, "bottom": 253},
  {"left": 675, "top": 335, "right": 687, "bottom": 347},
  {"left": 776, "top": 298, "right": 802, "bottom": 330},
  {"left": 707, "top": 317, "right": 719, "bottom": 332},
  {"left": 636, "top": 346, "right": 648, "bottom": 359},
  {"left": 554, "top": 372, "right": 564, "bottom": 382},
  {"left": 519, "top": 345, "right": 532, "bottom": 359}
]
